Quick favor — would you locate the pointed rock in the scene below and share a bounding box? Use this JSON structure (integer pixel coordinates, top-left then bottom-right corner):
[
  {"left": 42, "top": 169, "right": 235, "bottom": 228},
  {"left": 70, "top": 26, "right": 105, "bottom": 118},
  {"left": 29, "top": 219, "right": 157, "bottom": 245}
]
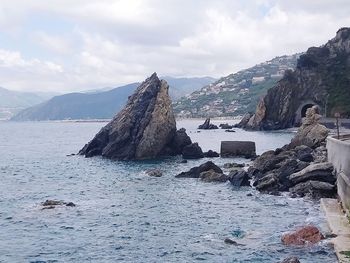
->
[{"left": 79, "top": 73, "right": 191, "bottom": 160}]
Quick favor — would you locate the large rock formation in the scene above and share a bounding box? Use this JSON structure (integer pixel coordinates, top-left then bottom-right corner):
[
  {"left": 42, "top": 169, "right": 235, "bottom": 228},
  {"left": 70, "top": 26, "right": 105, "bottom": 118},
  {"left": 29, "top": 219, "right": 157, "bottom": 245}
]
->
[
  {"left": 79, "top": 73, "right": 192, "bottom": 160},
  {"left": 243, "top": 27, "right": 350, "bottom": 130}
]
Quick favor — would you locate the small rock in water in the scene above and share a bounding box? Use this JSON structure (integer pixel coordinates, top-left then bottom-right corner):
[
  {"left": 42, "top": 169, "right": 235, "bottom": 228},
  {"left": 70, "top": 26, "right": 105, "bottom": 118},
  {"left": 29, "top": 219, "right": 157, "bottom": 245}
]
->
[
  {"left": 203, "top": 150, "right": 220, "bottom": 158},
  {"left": 224, "top": 238, "right": 238, "bottom": 245},
  {"left": 66, "top": 153, "right": 76, "bottom": 157},
  {"left": 279, "top": 257, "right": 300, "bottom": 263},
  {"left": 179, "top": 159, "right": 188, "bottom": 163},
  {"left": 146, "top": 169, "right": 163, "bottom": 177},
  {"left": 281, "top": 225, "right": 324, "bottom": 246},
  {"left": 41, "top": 199, "right": 76, "bottom": 209},
  {"left": 225, "top": 129, "right": 236, "bottom": 133}
]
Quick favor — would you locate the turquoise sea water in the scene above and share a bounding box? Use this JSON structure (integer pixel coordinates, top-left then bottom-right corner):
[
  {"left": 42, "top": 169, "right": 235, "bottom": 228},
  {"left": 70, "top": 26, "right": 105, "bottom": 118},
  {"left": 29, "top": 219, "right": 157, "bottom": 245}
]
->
[{"left": 0, "top": 119, "right": 337, "bottom": 262}]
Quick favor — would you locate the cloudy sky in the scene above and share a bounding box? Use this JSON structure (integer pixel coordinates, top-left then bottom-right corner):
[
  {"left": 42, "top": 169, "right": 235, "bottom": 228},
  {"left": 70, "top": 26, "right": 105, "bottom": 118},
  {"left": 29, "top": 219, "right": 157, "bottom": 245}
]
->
[{"left": 0, "top": 0, "right": 349, "bottom": 93}]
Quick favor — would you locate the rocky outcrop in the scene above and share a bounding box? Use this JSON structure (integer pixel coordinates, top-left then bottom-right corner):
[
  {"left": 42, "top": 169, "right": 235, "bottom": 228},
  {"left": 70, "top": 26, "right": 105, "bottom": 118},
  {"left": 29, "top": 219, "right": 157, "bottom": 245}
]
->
[
  {"left": 219, "top": 123, "right": 234, "bottom": 129},
  {"left": 176, "top": 161, "right": 223, "bottom": 178},
  {"left": 182, "top": 143, "right": 204, "bottom": 159},
  {"left": 79, "top": 73, "right": 192, "bottom": 160},
  {"left": 228, "top": 170, "right": 250, "bottom": 186},
  {"left": 289, "top": 106, "right": 329, "bottom": 148},
  {"left": 198, "top": 118, "right": 218, "bottom": 129},
  {"left": 249, "top": 106, "right": 336, "bottom": 198},
  {"left": 199, "top": 170, "right": 228, "bottom": 182},
  {"left": 242, "top": 28, "right": 350, "bottom": 130},
  {"left": 281, "top": 225, "right": 324, "bottom": 246}
]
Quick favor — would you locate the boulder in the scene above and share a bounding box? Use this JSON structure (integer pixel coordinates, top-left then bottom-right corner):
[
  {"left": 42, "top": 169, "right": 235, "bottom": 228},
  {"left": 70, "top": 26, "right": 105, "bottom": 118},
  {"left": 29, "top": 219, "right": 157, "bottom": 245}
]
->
[
  {"left": 198, "top": 118, "right": 219, "bottom": 129},
  {"left": 289, "top": 162, "right": 335, "bottom": 185},
  {"left": 279, "top": 257, "right": 300, "bottom": 263},
  {"left": 289, "top": 180, "right": 336, "bottom": 199},
  {"left": 199, "top": 170, "right": 228, "bottom": 182},
  {"left": 220, "top": 141, "right": 256, "bottom": 158},
  {"left": 228, "top": 170, "right": 250, "bottom": 186},
  {"left": 254, "top": 173, "right": 278, "bottom": 192},
  {"left": 281, "top": 225, "right": 324, "bottom": 246},
  {"left": 289, "top": 106, "right": 329, "bottom": 149},
  {"left": 182, "top": 143, "right": 204, "bottom": 159},
  {"left": 146, "top": 169, "right": 163, "bottom": 177},
  {"left": 79, "top": 73, "right": 191, "bottom": 160},
  {"left": 203, "top": 150, "right": 220, "bottom": 158},
  {"left": 176, "top": 161, "right": 223, "bottom": 178}
]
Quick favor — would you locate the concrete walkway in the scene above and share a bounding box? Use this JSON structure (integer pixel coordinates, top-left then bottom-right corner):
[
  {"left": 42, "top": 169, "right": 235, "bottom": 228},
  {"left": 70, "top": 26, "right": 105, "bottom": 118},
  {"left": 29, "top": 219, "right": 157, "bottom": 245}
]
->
[{"left": 321, "top": 198, "right": 350, "bottom": 262}]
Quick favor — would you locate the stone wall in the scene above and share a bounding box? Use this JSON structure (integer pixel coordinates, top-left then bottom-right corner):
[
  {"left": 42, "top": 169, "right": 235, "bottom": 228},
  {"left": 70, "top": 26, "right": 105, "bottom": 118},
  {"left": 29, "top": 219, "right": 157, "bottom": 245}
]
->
[{"left": 327, "top": 134, "right": 350, "bottom": 214}]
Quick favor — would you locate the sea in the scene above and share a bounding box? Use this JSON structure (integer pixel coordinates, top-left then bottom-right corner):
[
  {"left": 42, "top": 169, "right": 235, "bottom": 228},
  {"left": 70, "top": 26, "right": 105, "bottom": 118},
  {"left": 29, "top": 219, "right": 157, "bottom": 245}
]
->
[{"left": 0, "top": 119, "right": 337, "bottom": 262}]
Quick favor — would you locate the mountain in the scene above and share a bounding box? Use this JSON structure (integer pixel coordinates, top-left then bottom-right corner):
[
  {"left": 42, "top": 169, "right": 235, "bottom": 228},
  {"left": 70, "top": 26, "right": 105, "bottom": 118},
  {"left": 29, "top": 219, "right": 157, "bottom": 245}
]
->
[
  {"left": 0, "top": 88, "right": 57, "bottom": 120},
  {"left": 11, "top": 83, "right": 138, "bottom": 121},
  {"left": 173, "top": 54, "right": 300, "bottom": 118},
  {"left": 11, "top": 76, "right": 215, "bottom": 121},
  {"left": 242, "top": 27, "right": 350, "bottom": 130}
]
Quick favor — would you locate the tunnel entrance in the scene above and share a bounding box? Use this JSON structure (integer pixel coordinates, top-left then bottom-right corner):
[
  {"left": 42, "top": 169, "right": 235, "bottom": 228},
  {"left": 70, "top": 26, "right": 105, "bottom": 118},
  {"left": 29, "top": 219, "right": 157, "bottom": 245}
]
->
[{"left": 301, "top": 104, "right": 315, "bottom": 118}]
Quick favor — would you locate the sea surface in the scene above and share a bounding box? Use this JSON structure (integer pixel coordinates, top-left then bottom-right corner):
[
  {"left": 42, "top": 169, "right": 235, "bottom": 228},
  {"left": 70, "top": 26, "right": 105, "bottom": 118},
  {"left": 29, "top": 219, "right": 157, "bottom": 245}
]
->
[{"left": 0, "top": 119, "right": 337, "bottom": 262}]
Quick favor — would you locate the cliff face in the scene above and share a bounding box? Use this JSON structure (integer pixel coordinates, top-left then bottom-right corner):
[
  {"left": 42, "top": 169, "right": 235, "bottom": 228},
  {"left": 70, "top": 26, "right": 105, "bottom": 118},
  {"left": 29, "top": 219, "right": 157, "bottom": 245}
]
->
[
  {"left": 244, "top": 28, "right": 350, "bottom": 130},
  {"left": 79, "top": 73, "right": 191, "bottom": 160}
]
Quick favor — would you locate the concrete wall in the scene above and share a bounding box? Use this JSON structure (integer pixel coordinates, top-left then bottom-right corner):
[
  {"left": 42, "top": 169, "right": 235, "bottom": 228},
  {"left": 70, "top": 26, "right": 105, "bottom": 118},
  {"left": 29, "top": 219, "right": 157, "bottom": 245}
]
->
[{"left": 327, "top": 134, "right": 350, "bottom": 214}]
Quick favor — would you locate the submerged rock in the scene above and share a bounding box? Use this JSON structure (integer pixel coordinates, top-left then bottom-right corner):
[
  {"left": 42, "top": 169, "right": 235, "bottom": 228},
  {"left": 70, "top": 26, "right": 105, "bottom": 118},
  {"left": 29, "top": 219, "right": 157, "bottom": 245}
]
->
[
  {"left": 41, "top": 200, "right": 76, "bottom": 209},
  {"left": 176, "top": 161, "right": 223, "bottom": 178},
  {"left": 279, "top": 257, "right": 300, "bottom": 263},
  {"left": 146, "top": 169, "right": 163, "bottom": 177},
  {"left": 281, "top": 225, "right": 324, "bottom": 246},
  {"left": 79, "top": 73, "right": 191, "bottom": 160},
  {"left": 198, "top": 118, "right": 218, "bottom": 129}
]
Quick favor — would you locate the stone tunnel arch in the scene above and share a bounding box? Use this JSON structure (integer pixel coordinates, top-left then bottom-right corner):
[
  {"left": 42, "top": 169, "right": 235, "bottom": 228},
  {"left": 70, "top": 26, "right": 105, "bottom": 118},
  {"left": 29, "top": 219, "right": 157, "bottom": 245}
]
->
[
  {"left": 294, "top": 100, "right": 322, "bottom": 126},
  {"left": 301, "top": 103, "right": 316, "bottom": 118}
]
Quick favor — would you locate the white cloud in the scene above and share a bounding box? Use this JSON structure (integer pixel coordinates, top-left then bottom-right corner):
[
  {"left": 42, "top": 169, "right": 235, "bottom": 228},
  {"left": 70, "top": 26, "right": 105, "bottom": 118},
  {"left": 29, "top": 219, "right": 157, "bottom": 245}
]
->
[{"left": 0, "top": 0, "right": 349, "bottom": 92}]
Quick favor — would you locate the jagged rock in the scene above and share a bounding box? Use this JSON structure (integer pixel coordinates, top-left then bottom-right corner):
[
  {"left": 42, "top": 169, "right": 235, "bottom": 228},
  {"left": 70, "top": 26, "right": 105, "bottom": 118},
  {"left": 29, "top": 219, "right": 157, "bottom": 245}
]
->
[
  {"left": 289, "top": 106, "right": 329, "bottom": 149},
  {"left": 241, "top": 28, "right": 350, "bottom": 130},
  {"left": 289, "top": 162, "right": 335, "bottom": 185},
  {"left": 228, "top": 170, "right": 250, "bottom": 186},
  {"left": 203, "top": 150, "right": 220, "bottom": 158},
  {"left": 198, "top": 118, "right": 218, "bottom": 129},
  {"left": 234, "top": 112, "right": 253, "bottom": 128},
  {"left": 79, "top": 73, "right": 191, "bottom": 160},
  {"left": 279, "top": 257, "right": 300, "bottom": 263},
  {"left": 182, "top": 143, "right": 204, "bottom": 159},
  {"left": 289, "top": 180, "right": 336, "bottom": 199},
  {"left": 199, "top": 170, "right": 228, "bottom": 182},
  {"left": 166, "top": 128, "right": 192, "bottom": 155},
  {"left": 176, "top": 161, "right": 222, "bottom": 178},
  {"left": 146, "top": 169, "right": 163, "bottom": 177},
  {"left": 219, "top": 123, "right": 234, "bottom": 129},
  {"left": 281, "top": 225, "right": 324, "bottom": 246},
  {"left": 254, "top": 173, "right": 278, "bottom": 191},
  {"left": 220, "top": 141, "right": 256, "bottom": 158}
]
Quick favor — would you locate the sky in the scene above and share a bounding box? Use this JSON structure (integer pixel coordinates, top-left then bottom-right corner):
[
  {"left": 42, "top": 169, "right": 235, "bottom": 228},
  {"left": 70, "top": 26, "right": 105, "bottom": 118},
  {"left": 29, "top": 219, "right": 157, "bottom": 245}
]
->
[{"left": 0, "top": 0, "right": 350, "bottom": 93}]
